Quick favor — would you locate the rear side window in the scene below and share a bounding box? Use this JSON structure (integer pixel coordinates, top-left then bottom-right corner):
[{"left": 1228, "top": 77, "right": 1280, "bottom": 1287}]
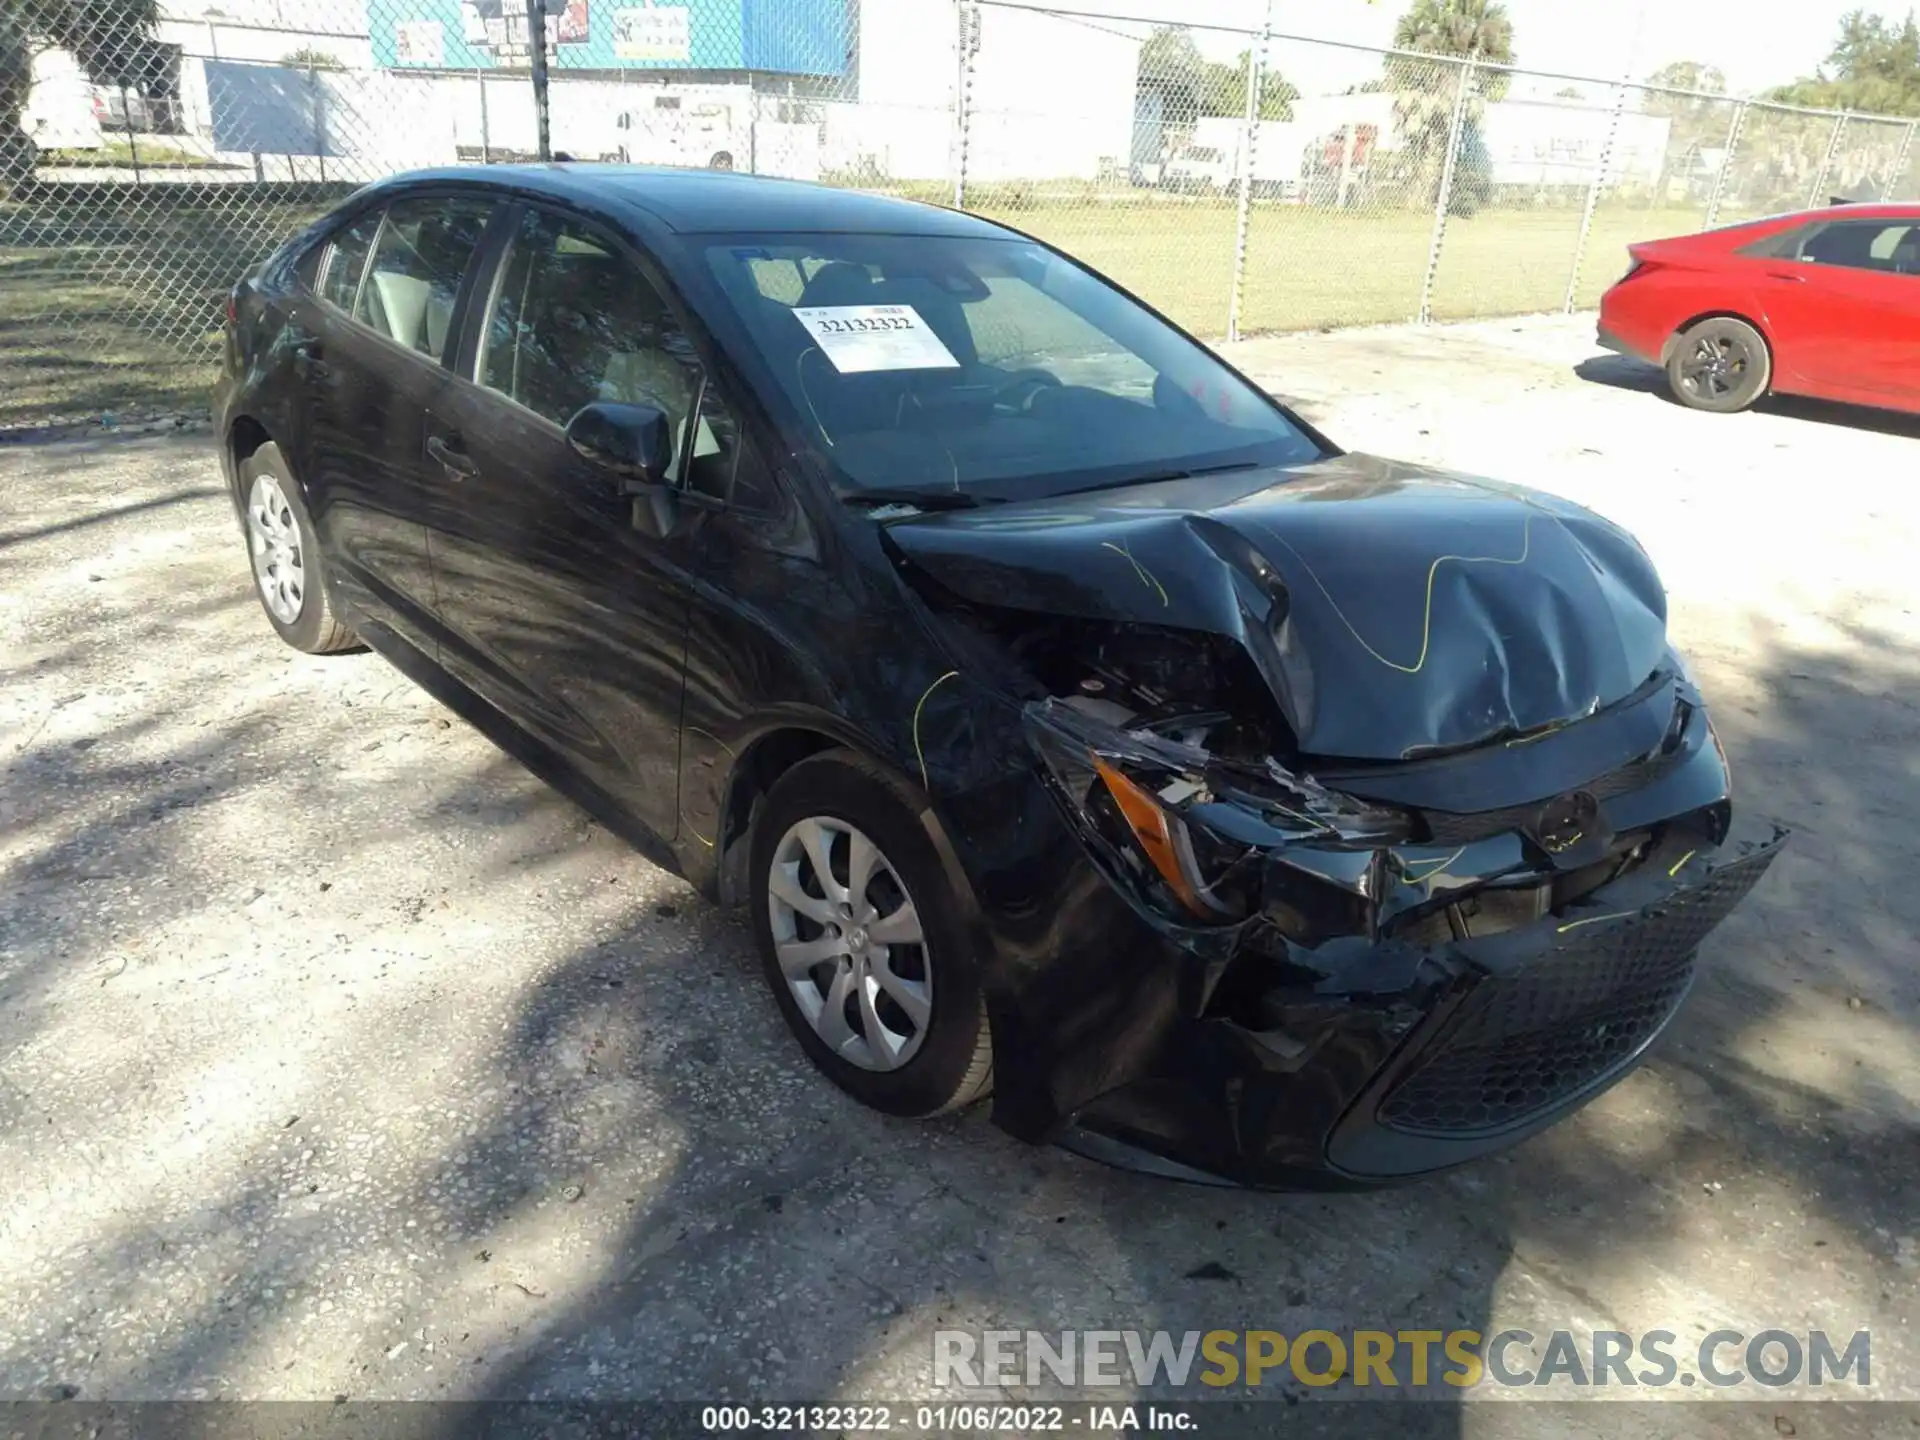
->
[
  {"left": 1794, "top": 220, "right": 1919, "bottom": 274},
  {"left": 320, "top": 211, "right": 382, "bottom": 312},
  {"left": 291, "top": 236, "right": 326, "bottom": 292},
  {"left": 357, "top": 196, "right": 494, "bottom": 361}
]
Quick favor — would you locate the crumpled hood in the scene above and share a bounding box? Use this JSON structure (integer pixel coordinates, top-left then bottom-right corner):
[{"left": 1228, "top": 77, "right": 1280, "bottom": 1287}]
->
[{"left": 883, "top": 452, "right": 1670, "bottom": 761}]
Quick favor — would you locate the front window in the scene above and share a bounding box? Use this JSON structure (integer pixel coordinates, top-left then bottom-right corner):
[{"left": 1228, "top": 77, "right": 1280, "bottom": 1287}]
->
[
  {"left": 478, "top": 208, "right": 731, "bottom": 492},
  {"left": 700, "top": 234, "right": 1322, "bottom": 500}
]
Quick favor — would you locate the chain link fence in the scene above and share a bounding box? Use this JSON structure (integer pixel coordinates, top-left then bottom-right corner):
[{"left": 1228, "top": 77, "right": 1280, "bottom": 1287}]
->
[{"left": 3, "top": 0, "right": 1916, "bottom": 426}]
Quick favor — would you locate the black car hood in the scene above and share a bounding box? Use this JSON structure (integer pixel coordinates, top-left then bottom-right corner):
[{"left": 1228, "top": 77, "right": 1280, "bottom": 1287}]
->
[{"left": 884, "top": 453, "right": 1669, "bottom": 762}]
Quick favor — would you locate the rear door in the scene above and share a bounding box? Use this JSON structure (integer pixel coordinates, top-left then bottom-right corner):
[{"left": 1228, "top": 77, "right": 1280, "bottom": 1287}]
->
[
  {"left": 420, "top": 203, "right": 722, "bottom": 839},
  {"left": 1757, "top": 218, "right": 1920, "bottom": 401},
  {"left": 287, "top": 192, "right": 497, "bottom": 654}
]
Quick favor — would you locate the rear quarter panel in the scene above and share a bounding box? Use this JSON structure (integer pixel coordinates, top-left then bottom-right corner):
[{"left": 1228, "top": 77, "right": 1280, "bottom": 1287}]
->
[
  {"left": 1598, "top": 217, "right": 1809, "bottom": 373},
  {"left": 1600, "top": 253, "right": 1771, "bottom": 370}
]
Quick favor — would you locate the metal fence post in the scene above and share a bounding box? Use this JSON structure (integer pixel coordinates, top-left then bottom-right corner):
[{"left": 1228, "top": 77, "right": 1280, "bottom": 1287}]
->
[
  {"left": 1226, "top": 25, "right": 1267, "bottom": 342},
  {"left": 308, "top": 59, "right": 328, "bottom": 184},
  {"left": 1809, "top": 111, "right": 1847, "bottom": 206},
  {"left": 1703, "top": 99, "right": 1748, "bottom": 228},
  {"left": 479, "top": 73, "right": 492, "bottom": 164},
  {"left": 1419, "top": 55, "right": 1474, "bottom": 326},
  {"left": 526, "top": 0, "right": 552, "bottom": 163},
  {"left": 1888, "top": 120, "right": 1919, "bottom": 199},
  {"left": 1564, "top": 77, "right": 1629, "bottom": 313},
  {"left": 118, "top": 84, "right": 144, "bottom": 184},
  {"left": 747, "top": 82, "right": 760, "bottom": 176},
  {"left": 953, "top": 0, "right": 978, "bottom": 208}
]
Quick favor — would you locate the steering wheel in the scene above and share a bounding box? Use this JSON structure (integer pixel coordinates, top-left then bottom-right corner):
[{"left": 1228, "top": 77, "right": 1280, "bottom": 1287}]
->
[{"left": 992, "top": 368, "right": 1062, "bottom": 414}]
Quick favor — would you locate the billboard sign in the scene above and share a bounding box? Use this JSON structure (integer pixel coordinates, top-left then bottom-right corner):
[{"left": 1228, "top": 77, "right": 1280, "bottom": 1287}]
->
[
  {"left": 611, "top": 5, "right": 691, "bottom": 63},
  {"left": 374, "top": 0, "right": 848, "bottom": 75}
]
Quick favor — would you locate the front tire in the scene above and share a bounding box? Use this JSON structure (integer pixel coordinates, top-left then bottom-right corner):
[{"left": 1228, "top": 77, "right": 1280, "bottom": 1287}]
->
[
  {"left": 1666, "top": 316, "right": 1770, "bottom": 413},
  {"left": 750, "top": 750, "right": 992, "bottom": 1118},
  {"left": 238, "top": 442, "right": 359, "bottom": 654}
]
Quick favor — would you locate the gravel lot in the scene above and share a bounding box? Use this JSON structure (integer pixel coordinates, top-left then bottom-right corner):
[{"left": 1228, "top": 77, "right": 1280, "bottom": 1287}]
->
[{"left": 3, "top": 315, "right": 1918, "bottom": 1425}]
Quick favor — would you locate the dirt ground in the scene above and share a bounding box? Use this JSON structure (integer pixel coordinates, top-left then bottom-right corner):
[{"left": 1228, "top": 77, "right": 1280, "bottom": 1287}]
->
[{"left": 2, "top": 315, "right": 1917, "bottom": 1426}]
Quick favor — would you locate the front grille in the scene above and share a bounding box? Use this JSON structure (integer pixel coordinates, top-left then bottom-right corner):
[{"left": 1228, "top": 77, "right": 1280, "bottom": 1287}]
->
[
  {"left": 1378, "top": 847, "right": 1776, "bottom": 1136},
  {"left": 1420, "top": 744, "right": 1688, "bottom": 846}
]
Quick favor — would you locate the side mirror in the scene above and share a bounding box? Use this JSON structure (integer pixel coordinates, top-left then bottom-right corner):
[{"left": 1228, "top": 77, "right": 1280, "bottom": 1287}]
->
[{"left": 565, "top": 401, "right": 672, "bottom": 488}]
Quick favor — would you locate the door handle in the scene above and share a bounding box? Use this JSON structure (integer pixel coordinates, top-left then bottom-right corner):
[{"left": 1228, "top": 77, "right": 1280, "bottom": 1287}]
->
[
  {"left": 426, "top": 433, "right": 479, "bottom": 480},
  {"left": 1765, "top": 270, "right": 1807, "bottom": 283}
]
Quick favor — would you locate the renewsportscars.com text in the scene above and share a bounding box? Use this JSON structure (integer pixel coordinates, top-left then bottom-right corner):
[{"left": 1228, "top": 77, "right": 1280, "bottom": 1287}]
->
[{"left": 933, "top": 1328, "right": 1872, "bottom": 1391}]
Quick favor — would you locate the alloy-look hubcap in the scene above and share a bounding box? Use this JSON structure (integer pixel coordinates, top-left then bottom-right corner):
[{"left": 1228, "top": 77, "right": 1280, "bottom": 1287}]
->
[
  {"left": 767, "top": 816, "right": 931, "bottom": 1072},
  {"left": 1682, "top": 335, "right": 1748, "bottom": 399},
  {"left": 246, "top": 474, "right": 305, "bottom": 624}
]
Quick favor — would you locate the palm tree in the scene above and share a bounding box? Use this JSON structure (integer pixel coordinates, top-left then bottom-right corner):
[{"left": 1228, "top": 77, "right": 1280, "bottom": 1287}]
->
[
  {"left": 1374, "top": 0, "right": 1515, "bottom": 210},
  {"left": 2, "top": 0, "right": 160, "bottom": 190},
  {"left": 1392, "top": 0, "right": 1516, "bottom": 66}
]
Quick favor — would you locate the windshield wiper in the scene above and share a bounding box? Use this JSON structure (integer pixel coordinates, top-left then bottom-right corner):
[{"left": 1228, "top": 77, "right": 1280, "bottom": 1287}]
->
[{"left": 841, "top": 489, "right": 985, "bottom": 512}]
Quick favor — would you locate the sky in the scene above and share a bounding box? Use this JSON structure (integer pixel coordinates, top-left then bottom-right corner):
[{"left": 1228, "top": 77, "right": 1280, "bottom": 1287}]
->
[{"left": 1134, "top": 0, "right": 1907, "bottom": 95}]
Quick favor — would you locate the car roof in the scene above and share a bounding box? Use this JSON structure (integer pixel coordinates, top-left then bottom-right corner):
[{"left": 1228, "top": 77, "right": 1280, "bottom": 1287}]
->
[
  {"left": 1778, "top": 201, "right": 1920, "bottom": 224},
  {"left": 362, "top": 164, "right": 1013, "bottom": 239}
]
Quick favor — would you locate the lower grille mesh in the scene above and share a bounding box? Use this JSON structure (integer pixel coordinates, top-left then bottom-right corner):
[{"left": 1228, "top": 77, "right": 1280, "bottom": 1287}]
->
[{"left": 1378, "top": 849, "right": 1776, "bottom": 1136}]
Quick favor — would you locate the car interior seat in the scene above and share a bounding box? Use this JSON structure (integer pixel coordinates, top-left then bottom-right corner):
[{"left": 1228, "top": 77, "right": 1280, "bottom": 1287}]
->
[
  {"left": 510, "top": 249, "right": 718, "bottom": 471},
  {"left": 1891, "top": 229, "right": 1920, "bottom": 276},
  {"left": 1801, "top": 225, "right": 1878, "bottom": 268},
  {"left": 788, "top": 262, "right": 982, "bottom": 444}
]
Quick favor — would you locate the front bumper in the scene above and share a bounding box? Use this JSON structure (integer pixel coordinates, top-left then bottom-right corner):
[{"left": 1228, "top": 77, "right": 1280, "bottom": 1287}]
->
[
  {"left": 1056, "top": 827, "right": 1784, "bottom": 1188},
  {"left": 941, "top": 687, "right": 1784, "bottom": 1189}
]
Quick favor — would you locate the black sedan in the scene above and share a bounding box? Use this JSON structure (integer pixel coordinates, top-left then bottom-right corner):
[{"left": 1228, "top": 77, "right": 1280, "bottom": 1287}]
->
[{"left": 216, "top": 166, "right": 1782, "bottom": 1188}]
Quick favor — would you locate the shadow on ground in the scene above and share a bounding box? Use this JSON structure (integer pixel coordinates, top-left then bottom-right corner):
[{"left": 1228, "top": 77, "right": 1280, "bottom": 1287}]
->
[{"left": 1574, "top": 351, "right": 1920, "bottom": 440}]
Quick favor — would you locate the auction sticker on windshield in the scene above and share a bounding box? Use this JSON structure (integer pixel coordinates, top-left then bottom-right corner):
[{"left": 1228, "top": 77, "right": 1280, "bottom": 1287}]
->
[{"left": 793, "top": 305, "right": 960, "bottom": 373}]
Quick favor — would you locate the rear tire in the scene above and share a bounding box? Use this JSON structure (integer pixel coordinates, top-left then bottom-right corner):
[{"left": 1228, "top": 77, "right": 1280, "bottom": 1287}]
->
[
  {"left": 1666, "top": 316, "right": 1770, "bottom": 413},
  {"left": 238, "top": 442, "right": 360, "bottom": 654},
  {"left": 750, "top": 750, "right": 992, "bottom": 1118}
]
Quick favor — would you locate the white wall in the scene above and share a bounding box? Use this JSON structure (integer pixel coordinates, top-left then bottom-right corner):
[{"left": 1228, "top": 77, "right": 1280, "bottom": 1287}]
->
[
  {"left": 20, "top": 49, "right": 104, "bottom": 150},
  {"left": 831, "top": 0, "right": 1138, "bottom": 182},
  {"left": 1481, "top": 102, "right": 1672, "bottom": 187},
  {"left": 155, "top": 16, "right": 372, "bottom": 69}
]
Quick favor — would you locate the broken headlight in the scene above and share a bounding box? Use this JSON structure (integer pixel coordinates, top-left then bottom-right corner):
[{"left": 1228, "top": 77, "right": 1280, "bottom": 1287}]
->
[{"left": 1025, "top": 697, "right": 1410, "bottom": 923}]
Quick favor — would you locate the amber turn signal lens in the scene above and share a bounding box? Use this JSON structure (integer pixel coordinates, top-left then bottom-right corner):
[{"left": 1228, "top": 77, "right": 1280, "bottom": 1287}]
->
[{"left": 1091, "top": 755, "right": 1207, "bottom": 917}]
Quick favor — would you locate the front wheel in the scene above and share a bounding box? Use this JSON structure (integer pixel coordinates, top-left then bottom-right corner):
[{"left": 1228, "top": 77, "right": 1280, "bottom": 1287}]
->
[
  {"left": 750, "top": 751, "right": 992, "bottom": 1118},
  {"left": 1666, "top": 316, "right": 1771, "bottom": 413}
]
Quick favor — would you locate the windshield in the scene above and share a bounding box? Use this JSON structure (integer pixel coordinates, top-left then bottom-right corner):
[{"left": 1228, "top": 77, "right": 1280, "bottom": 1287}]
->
[{"left": 699, "top": 233, "right": 1323, "bottom": 500}]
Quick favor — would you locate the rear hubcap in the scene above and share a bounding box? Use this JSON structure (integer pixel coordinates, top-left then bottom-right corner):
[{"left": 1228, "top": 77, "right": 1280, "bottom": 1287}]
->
[
  {"left": 246, "top": 474, "right": 305, "bottom": 624},
  {"left": 1682, "top": 334, "right": 1749, "bottom": 399}
]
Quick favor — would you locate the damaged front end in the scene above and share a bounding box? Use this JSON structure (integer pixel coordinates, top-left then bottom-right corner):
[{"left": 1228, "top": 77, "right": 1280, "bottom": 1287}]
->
[
  {"left": 883, "top": 457, "right": 1785, "bottom": 1186},
  {"left": 1007, "top": 668, "right": 1782, "bottom": 1186}
]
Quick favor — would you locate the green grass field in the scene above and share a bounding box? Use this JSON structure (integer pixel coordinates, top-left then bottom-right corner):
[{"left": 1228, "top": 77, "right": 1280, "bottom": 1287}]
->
[
  {"left": 0, "top": 193, "right": 1718, "bottom": 426},
  {"left": 976, "top": 200, "right": 1716, "bottom": 336}
]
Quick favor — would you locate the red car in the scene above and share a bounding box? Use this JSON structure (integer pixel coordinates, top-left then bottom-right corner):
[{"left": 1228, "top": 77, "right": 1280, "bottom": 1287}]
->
[{"left": 1597, "top": 202, "right": 1920, "bottom": 415}]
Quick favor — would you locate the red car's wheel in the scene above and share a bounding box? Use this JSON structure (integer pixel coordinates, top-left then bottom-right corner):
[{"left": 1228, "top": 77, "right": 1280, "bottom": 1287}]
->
[{"left": 1666, "top": 316, "right": 1771, "bottom": 414}]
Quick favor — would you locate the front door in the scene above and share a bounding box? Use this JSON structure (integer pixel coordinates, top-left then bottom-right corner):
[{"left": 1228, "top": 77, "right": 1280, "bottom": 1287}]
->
[
  {"left": 420, "top": 205, "right": 713, "bottom": 839},
  {"left": 1761, "top": 218, "right": 1920, "bottom": 403}
]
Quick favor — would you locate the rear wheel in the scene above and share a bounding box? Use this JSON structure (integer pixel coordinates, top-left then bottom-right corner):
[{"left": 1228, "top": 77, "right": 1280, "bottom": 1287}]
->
[
  {"left": 750, "top": 751, "right": 992, "bottom": 1118},
  {"left": 1666, "top": 316, "right": 1770, "bottom": 413},
  {"left": 238, "top": 442, "right": 359, "bottom": 654}
]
